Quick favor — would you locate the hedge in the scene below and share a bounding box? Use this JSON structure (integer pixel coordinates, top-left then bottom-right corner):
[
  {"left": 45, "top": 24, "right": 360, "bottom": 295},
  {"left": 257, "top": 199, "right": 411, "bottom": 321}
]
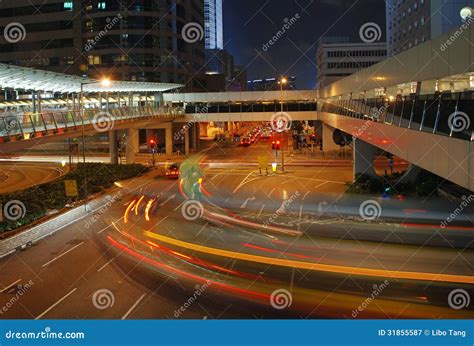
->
[{"left": 0, "top": 163, "right": 149, "bottom": 234}]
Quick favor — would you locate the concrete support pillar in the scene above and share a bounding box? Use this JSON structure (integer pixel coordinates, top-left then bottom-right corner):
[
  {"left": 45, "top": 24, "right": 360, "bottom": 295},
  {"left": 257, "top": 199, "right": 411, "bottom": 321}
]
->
[
  {"left": 192, "top": 125, "right": 198, "bottom": 150},
  {"left": 184, "top": 128, "right": 190, "bottom": 155},
  {"left": 228, "top": 121, "right": 234, "bottom": 133},
  {"left": 165, "top": 124, "right": 173, "bottom": 155},
  {"left": 109, "top": 130, "right": 119, "bottom": 165},
  {"left": 398, "top": 164, "right": 423, "bottom": 184},
  {"left": 353, "top": 137, "right": 379, "bottom": 179},
  {"left": 126, "top": 128, "right": 139, "bottom": 164},
  {"left": 322, "top": 123, "right": 339, "bottom": 153}
]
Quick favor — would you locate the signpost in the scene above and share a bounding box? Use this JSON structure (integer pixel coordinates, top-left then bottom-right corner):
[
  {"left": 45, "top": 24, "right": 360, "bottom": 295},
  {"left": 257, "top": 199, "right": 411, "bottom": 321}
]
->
[{"left": 64, "top": 180, "right": 78, "bottom": 197}]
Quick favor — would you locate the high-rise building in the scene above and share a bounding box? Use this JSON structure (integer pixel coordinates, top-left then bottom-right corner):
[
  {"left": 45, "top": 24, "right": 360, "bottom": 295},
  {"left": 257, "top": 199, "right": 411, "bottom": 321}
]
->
[
  {"left": 0, "top": 0, "right": 206, "bottom": 88},
  {"left": 316, "top": 37, "right": 387, "bottom": 89},
  {"left": 204, "top": 0, "right": 223, "bottom": 50},
  {"left": 386, "top": 0, "right": 474, "bottom": 56}
]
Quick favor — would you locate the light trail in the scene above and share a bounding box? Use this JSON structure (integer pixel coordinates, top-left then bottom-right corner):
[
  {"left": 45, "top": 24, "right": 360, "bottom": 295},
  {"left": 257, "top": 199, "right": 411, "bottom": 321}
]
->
[{"left": 143, "top": 231, "right": 474, "bottom": 285}]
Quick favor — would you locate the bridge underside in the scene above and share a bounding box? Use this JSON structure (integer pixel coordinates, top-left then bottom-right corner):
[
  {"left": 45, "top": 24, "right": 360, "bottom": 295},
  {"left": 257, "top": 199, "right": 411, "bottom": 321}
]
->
[{"left": 319, "top": 112, "right": 473, "bottom": 191}]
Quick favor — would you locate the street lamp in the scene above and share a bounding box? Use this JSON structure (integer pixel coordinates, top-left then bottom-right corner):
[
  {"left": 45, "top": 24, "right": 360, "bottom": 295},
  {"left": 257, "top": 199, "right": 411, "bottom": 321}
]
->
[
  {"left": 80, "top": 78, "right": 111, "bottom": 211},
  {"left": 277, "top": 77, "right": 288, "bottom": 172}
]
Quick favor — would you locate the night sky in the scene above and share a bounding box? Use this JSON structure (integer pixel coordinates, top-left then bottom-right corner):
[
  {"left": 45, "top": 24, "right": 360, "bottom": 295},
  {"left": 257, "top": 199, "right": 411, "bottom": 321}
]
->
[{"left": 223, "top": 0, "right": 386, "bottom": 89}]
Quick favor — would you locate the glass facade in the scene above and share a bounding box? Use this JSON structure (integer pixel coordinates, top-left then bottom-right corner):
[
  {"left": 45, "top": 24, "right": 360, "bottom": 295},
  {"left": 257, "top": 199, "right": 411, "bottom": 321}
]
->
[
  {"left": 386, "top": 0, "right": 474, "bottom": 56},
  {"left": 204, "top": 0, "right": 223, "bottom": 50}
]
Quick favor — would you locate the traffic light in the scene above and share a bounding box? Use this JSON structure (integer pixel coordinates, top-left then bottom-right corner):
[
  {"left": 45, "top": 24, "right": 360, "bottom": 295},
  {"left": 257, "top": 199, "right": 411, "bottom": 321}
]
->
[{"left": 275, "top": 140, "right": 281, "bottom": 150}]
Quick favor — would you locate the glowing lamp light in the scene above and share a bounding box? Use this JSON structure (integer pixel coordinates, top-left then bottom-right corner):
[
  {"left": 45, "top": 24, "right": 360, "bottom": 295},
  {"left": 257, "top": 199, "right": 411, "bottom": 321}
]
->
[
  {"left": 100, "top": 78, "right": 111, "bottom": 87},
  {"left": 460, "top": 7, "right": 473, "bottom": 20},
  {"left": 272, "top": 163, "right": 278, "bottom": 172}
]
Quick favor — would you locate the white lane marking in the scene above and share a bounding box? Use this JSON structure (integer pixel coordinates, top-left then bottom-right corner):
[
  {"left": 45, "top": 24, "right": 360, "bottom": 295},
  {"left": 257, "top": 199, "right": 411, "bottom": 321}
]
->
[
  {"left": 232, "top": 171, "right": 261, "bottom": 193},
  {"left": 314, "top": 181, "right": 329, "bottom": 189},
  {"left": 35, "top": 288, "right": 77, "bottom": 320},
  {"left": 0, "top": 279, "right": 22, "bottom": 293},
  {"left": 159, "top": 194, "right": 176, "bottom": 207},
  {"left": 267, "top": 188, "right": 276, "bottom": 198},
  {"left": 41, "top": 242, "right": 84, "bottom": 268},
  {"left": 121, "top": 294, "right": 146, "bottom": 320},
  {"left": 257, "top": 204, "right": 265, "bottom": 218},
  {"left": 240, "top": 196, "right": 256, "bottom": 209},
  {"left": 97, "top": 258, "right": 114, "bottom": 272}
]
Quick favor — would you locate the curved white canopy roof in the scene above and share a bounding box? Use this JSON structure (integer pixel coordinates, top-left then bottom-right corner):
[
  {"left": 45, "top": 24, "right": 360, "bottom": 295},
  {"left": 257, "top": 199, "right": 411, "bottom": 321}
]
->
[{"left": 0, "top": 63, "right": 183, "bottom": 93}]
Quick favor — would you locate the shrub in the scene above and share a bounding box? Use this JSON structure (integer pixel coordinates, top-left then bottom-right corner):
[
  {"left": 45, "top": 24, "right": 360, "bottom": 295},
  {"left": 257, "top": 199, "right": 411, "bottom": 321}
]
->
[{"left": 0, "top": 163, "right": 149, "bottom": 234}]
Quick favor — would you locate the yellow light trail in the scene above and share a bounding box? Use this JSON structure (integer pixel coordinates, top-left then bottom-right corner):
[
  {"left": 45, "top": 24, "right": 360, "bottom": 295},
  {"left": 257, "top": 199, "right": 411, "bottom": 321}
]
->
[{"left": 144, "top": 231, "right": 474, "bottom": 285}]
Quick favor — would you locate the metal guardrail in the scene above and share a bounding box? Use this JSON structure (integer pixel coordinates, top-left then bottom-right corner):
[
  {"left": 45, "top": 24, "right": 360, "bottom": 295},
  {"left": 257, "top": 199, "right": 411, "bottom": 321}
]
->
[{"left": 0, "top": 106, "right": 183, "bottom": 141}]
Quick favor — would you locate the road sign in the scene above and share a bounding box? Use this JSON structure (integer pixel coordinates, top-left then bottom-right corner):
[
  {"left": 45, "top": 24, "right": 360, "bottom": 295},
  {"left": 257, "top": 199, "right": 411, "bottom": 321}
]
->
[
  {"left": 258, "top": 156, "right": 268, "bottom": 169},
  {"left": 64, "top": 180, "right": 78, "bottom": 197}
]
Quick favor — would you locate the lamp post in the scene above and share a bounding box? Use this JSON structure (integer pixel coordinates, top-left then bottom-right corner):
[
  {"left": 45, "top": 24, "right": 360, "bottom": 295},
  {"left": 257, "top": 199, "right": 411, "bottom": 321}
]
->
[
  {"left": 278, "top": 77, "right": 288, "bottom": 173},
  {"left": 80, "top": 78, "right": 111, "bottom": 211}
]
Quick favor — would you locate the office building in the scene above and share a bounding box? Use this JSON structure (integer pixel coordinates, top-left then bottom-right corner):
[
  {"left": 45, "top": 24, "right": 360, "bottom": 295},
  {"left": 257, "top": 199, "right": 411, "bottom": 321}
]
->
[
  {"left": 204, "top": 0, "right": 223, "bottom": 50},
  {"left": 316, "top": 37, "right": 387, "bottom": 89},
  {"left": 386, "top": 0, "right": 474, "bottom": 55},
  {"left": 0, "top": 0, "right": 206, "bottom": 88}
]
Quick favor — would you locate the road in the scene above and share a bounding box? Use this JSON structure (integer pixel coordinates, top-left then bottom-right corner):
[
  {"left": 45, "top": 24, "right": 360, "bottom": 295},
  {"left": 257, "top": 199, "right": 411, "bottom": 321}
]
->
[
  {"left": 0, "top": 140, "right": 472, "bottom": 319},
  {"left": 0, "top": 162, "right": 66, "bottom": 193}
]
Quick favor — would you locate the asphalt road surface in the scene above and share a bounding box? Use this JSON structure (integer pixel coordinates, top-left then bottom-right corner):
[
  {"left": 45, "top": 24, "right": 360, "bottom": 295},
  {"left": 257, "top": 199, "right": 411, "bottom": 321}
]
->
[{"left": 0, "top": 140, "right": 472, "bottom": 319}]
